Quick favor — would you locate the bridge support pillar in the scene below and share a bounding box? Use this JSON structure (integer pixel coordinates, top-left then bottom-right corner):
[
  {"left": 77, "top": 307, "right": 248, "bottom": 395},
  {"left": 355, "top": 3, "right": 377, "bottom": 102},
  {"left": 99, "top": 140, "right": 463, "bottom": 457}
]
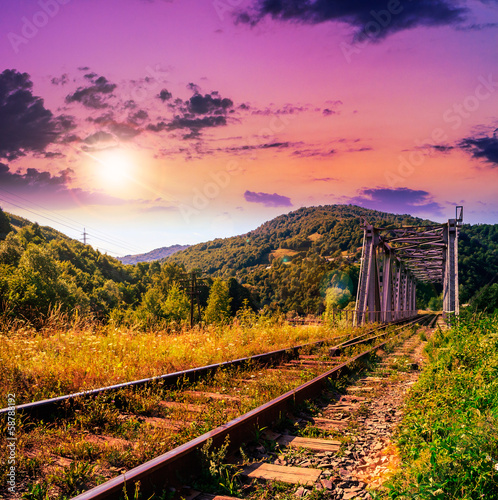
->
[{"left": 443, "top": 219, "right": 459, "bottom": 319}]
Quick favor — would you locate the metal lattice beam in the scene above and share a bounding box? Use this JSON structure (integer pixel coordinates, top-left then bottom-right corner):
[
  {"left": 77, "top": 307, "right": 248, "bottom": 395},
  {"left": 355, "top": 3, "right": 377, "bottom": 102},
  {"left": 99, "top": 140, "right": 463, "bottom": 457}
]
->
[{"left": 355, "top": 208, "right": 462, "bottom": 325}]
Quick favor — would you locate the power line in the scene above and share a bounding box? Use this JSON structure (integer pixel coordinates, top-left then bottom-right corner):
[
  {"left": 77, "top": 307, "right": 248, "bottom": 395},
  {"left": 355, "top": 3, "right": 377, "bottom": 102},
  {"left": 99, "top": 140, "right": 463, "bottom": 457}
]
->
[
  {"left": 0, "top": 188, "right": 144, "bottom": 253},
  {"left": 0, "top": 188, "right": 146, "bottom": 254},
  {"left": 0, "top": 194, "right": 145, "bottom": 255}
]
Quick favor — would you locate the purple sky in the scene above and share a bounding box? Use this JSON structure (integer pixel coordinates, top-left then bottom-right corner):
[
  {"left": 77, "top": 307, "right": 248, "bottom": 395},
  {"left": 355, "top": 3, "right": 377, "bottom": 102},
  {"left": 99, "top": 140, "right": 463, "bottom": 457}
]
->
[{"left": 0, "top": 0, "right": 497, "bottom": 255}]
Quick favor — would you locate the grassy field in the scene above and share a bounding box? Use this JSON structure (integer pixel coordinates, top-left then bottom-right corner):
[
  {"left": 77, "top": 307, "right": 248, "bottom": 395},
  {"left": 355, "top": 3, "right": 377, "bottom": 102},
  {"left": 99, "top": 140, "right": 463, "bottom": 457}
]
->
[
  {"left": 0, "top": 312, "right": 354, "bottom": 499},
  {"left": 377, "top": 312, "right": 498, "bottom": 499},
  {"left": 0, "top": 312, "right": 351, "bottom": 405}
]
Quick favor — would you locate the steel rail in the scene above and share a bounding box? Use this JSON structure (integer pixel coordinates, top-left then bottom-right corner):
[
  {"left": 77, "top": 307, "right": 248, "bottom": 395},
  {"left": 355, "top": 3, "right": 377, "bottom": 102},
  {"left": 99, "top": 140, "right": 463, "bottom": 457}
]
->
[
  {"left": 72, "top": 314, "right": 433, "bottom": 500},
  {"left": 0, "top": 317, "right": 423, "bottom": 419},
  {"left": 329, "top": 313, "right": 424, "bottom": 354}
]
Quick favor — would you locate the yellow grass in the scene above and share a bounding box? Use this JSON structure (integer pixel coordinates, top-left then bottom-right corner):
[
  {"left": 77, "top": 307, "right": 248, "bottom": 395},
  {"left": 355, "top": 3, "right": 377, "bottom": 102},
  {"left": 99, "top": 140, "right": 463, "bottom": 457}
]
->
[
  {"left": 0, "top": 318, "right": 346, "bottom": 405},
  {"left": 269, "top": 248, "right": 299, "bottom": 259}
]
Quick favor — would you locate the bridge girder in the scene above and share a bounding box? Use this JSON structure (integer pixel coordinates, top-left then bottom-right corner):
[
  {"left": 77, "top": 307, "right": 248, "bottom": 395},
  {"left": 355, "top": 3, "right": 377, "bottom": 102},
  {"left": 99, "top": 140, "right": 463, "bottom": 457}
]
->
[{"left": 355, "top": 211, "right": 462, "bottom": 325}]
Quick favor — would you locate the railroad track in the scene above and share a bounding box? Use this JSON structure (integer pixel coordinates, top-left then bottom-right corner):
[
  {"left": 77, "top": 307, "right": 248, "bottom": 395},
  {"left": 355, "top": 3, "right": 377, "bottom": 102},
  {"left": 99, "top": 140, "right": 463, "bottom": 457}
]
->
[
  {"left": 66, "top": 314, "right": 434, "bottom": 500},
  {"left": 1, "top": 314, "right": 434, "bottom": 499},
  {"left": 0, "top": 315, "right": 424, "bottom": 422}
]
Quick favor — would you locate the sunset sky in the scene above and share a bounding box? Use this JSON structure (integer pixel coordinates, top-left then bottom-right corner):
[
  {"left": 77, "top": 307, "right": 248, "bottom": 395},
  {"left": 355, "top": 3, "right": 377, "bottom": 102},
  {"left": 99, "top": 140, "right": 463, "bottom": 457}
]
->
[{"left": 0, "top": 0, "right": 497, "bottom": 256}]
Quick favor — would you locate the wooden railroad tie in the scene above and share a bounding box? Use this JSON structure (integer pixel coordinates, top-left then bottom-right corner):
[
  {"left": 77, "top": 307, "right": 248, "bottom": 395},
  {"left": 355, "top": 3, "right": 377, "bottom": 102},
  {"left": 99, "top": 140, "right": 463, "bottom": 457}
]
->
[
  {"left": 242, "top": 462, "right": 322, "bottom": 486},
  {"left": 276, "top": 435, "right": 341, "bottom": 452}
]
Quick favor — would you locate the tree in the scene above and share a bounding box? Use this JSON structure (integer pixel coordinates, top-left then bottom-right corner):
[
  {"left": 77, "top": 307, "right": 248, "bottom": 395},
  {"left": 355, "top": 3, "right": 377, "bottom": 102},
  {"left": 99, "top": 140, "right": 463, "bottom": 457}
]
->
[
  {"left": 0, "top": 207, "right": 12, "bottom": 240},
  {"left": 324, "top": 286, "right": 352, "bottom": 322},
  {"left": 163, "top": 283, "right": 190, "bottom": 322},
  {"left": 8, "top": 244, "right": 70, "bottom": 317},
  {"left": 204, "top": 278, "right": 231, "bottom": 324}
]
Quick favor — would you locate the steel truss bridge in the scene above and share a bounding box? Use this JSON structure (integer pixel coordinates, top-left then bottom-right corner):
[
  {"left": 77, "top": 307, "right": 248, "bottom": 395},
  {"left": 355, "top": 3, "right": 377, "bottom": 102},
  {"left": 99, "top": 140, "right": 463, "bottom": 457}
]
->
[{"left": 355, "top": 207, "right": 463, "bottom": 325}]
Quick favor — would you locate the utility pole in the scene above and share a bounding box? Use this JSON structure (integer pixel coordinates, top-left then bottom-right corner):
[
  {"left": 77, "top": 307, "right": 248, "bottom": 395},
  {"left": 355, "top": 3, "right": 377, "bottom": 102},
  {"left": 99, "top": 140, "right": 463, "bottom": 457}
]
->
[
  {"left": 81, "top": 228, "right": 88, "bottom": 245},
  {"left": 179, "top": 271, "right": 208, "bottom": 327}
]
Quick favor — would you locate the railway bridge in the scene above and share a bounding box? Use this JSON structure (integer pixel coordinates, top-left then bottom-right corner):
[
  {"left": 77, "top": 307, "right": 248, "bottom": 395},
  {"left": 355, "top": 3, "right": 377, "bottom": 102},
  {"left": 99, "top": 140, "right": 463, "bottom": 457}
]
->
[{"left": 355, "top": 207, "right": 463, "bottom": 325}]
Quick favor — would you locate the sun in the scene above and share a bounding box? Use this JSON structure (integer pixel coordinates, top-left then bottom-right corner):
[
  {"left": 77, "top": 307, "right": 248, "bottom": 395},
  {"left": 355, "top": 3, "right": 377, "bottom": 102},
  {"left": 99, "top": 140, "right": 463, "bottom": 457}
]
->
[{"left": 96, "top": 150, "right": 134, "bottom": 187}]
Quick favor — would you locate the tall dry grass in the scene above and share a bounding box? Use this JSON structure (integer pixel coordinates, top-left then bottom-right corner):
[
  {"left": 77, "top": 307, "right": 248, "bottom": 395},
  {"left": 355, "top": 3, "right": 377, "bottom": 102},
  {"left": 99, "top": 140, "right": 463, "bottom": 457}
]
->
[{"left": 0, "top": 312, "right": 352, "bottom": 405}]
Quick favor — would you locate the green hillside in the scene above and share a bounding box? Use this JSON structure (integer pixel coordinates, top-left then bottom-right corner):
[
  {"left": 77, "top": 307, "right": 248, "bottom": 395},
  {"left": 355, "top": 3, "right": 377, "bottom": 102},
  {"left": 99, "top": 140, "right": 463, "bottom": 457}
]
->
[
  {"left": 0, "top": 209, "right": 186, "bottom": 326},
  {"left": 167, "top": 205, "right": 434, "bottom": 314},
  {"left": 1, "top": 204, "right": 496, "bottom": 327}
]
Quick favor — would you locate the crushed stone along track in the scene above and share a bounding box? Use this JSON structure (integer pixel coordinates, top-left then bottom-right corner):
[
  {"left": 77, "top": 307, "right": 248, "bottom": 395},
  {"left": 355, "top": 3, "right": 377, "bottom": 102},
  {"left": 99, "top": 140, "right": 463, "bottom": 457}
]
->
[
  {"left": 0, "top": 316, "right": 432, "bottom": 500},
  {"left": 66, "top": 315, "right": 434, "bottom": 500},
  {"left": 179, "top": 316, "right": 436, "bottom": 500}
]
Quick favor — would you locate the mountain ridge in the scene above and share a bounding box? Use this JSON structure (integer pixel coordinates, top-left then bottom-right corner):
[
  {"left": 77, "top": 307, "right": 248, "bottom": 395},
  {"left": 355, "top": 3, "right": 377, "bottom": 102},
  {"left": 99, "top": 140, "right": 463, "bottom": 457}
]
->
[{"left": 118, "top": 244, "right": 190, "bottom": 265}]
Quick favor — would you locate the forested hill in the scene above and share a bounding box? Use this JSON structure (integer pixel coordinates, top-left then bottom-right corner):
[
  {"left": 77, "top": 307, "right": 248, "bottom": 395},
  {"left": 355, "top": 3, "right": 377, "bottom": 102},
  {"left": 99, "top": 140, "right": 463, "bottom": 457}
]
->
[
  {"left": 0, "top": 204, "right": 496, "bottom": 323},
  {"left": 166, "top": 205, "right": 498, "bottom": 313},
  {"left": 167, "top": 205, "right": 429, "bottom": 275},
  {"left": 166, "top": 205, "right": 433, "bottom": 313},
  {"left": 118, "top": 245, "right": 190, "bottom": 265}
]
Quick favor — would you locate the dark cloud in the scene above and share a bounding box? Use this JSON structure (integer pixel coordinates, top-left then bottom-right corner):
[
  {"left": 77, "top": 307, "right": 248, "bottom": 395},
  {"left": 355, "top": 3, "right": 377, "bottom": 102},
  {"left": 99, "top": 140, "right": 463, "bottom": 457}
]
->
[
  {"left": 128, "top": 109, "right": 149, "bottom": 125},
  {"left": 311, "top": 177, "right": 337, "bottom": 182},
  {"left": 244, "top": 190, "right": 293, "bottom": 207},
  {"left": 65, "top": 74, "right": 117, "bottom": 109},
  {"left": 51, "top": 74, "right": 69, "bottom": 86},
  {"left": 249, "top": 104, "right": 309, "bottom": 115},
  {"left": 87, "top": 112, "right": 115, "bottom": 125},
  {"left": 108, "top": 122, "right": 141, "bottom": 141},
  {"left": 216, "top": 142, "right": 293, "bottom": 154},
  {"left": 459, "top": 128, "right": 498, "bottom": 166},
  {"left": 238, "top": 0, "right": 468, "bottom": 40},
  {"left": 43, "top": 151, "right": 65, "bottom": 159},
  {"left": 429, "top": 144, "right": 454, "bottom": 153},
  {"left": 349, "top": 187, "right": 443, "bottom": 215},
  {"left": 322, "top": 108, "right": 336, "bottom": 116},
  {"left": 456, "top": 22, "right": 498, "bottom": 31},
  {"left": 0, "top": 69, "right": 72, "bottom": 160},
  {"left": 0, "top": 163, "right": 72, "bottom": 190},
  {"left": 0, "top": 163, "right": 127, "bottom": 207},
  {"left": 187, "top": 82, "right": 201, "bottom": 93},
  {"left": 148, "top": 88, "right": 234, "bottom": 139},
  {"left": 187, "top": 92, "right": 233, "bottom": 115},
  {"left": 292, "top": 148, "right": 336, "bottom": 158},
  {"left": 168, "top": 115, "right": 228, "bottom": 139},
  {"left": 158, "top": 88, "right": 172, "bottom": 101}
]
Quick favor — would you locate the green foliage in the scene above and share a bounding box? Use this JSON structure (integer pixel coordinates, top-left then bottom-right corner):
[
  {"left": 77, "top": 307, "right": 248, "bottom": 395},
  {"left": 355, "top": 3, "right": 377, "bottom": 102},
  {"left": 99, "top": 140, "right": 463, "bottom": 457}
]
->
[
  {"left": 381, "top": 312, "right": 498, "bottom": 499},
  {"left": 471, "top": 283, "right": 498, "bottom": 313},
  {"left": 0, "top": 207, "right": 12, "bottom": 240},
  {"left": 427, "top": 294, "right": 443, "bottom": 311},
  {"left": 168, "top": 205, "right": 429, "bottom": 314},
  {"left": 198, "top": 437, "right": 241, "bottom": 496},
  {"left": 21, "top": 483, "right": 49, "bottom": 500},
  {"left": 163, "top": 282, "right": 190, "bottom": 322},
  {"left": 0, "top": 218, "right": 189, "bottom": 326},
  {"left": 51, "top": 461, "right": 97, "bottom": 497},
  {"left": 459, "top": 223, "right": 498, "bottom": 305},
  {"left": 204, "top": 278, "right": 231, "bottom": 324},
  {"left": 0, "top": 207, "right": 496, "bottom": 325}
]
